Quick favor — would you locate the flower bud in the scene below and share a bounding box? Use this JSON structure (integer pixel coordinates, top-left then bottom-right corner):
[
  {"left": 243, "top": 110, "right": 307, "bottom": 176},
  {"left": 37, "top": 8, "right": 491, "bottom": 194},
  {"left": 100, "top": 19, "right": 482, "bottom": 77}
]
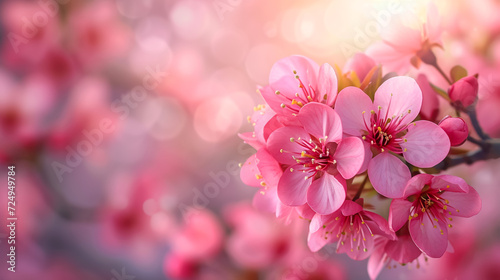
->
[
  {"left": 438, "top": 116, "right": 468, "bottom": 146},
  {"left": 448, "top": 76, "right": 478, "bottom": 109}
]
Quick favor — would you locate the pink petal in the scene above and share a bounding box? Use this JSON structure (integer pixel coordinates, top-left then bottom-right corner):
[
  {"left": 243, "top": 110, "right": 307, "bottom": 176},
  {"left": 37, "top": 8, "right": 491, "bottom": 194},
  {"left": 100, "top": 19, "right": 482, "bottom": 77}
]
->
[
  {"left": 403, "top": 173, "right": 433, "bottom": 197},
  {"left": 307, "top": 173, "right": 346, "bottom": 215},
  {"left": 335, "top": 86, "right": 374, "bottom": 136},
  {"left": 238, "top": 132, "right": 263, "bottom": 150},
  {"left": 253, "top": 106, "right": 275, "bottom": 144},
  {"left": 368, "top": 153, "right": 411, "bottom": 198},
  {"left": 345, "top": 226, "right": 374, "bottom": 260},
  {"left": 340, "top": 200, "right": 363, "bottom": 216},
  {"left": 277, "top": 164, "right": 312, "bottom": 206},
  {"left": 368, "top": 237, "right": 389, "bottom": 280},
  {"left": 263, "top": 114, "right": 285, "bottom": 141},
  {"left": 385, "top": 234, "right": 422, "bottom": 264},
  {"left": 256, "top": 149, "right": 282, "bottom": 187},
  {"left": 276, "top": 202, "right": 294, "bottom": 222},
  {"left": 409, "top": 214, "right": 448, "bottom": 258},
  {"left": 317, "top": 63, "right": 338, "bottom": 106},
  {"left": 240, "top": 154, "right": 262, "bottom": 187},
  {"left": 307, "top": 225, "right": 329, "bottom": 252},
  {"left": 389, "top": 199, "right": 412, "bottom": 231},
  {"left": 298, "top": 103, "right": 343, "bottom": 143},
  {"left": 416, "top": 74, "right": 439, "bottom": 122},
  {"left": 343, "top": 53, "right": 376, "bottom": 82},
  {"left": 401, "top": 120, "right": 450, "bottom": 168},
  {"left": 334, "top": 136, "right": 365, "bottom": 179},
  {"left": 309, "top": 213, "right": 323, "bottom": 233},
  {"left": 364, "top": 211, "right": 396, "bottom": 240},
  {"left": 440, "top": 186, "right": 481, "bottom": 218},
  {"left": 259, "top": 85, "right": 289, "bottom": 117},
  {"left": 269, "top": 55, "right": 319, "bottom": 91},
  {"left": 365, "top": 42, "right": 412, "bottom": 74},
  {"left": 296, "top": 204, "right": 316, "bottom": 220},
  {"left": 358, "top": 141, "right": 373, "bottom": 174},
  {"left": 373, "top": 76, "right": 422, "bottom": 129},
  {"left": 431, "top": 175, "right": 469, "bottom": 193},
  {"left": 267, "top": 126, "right": 310, "bottom": 165},
  {"left": 252, "top": 186, "right": 278, "bottom": 213}
]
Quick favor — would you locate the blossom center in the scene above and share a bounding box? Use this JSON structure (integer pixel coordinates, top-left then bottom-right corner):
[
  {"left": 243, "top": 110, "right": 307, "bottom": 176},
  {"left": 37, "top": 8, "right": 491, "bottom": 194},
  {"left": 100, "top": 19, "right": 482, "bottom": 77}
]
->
[
  {"left": 280, "top": 136, "right": 337, "bottom": 179},
  {"left": 361, "top": 104, "right": 412, "bottom": 153},
  {"left": 407, "top": 185, "right": 459, "bottom": 233}
]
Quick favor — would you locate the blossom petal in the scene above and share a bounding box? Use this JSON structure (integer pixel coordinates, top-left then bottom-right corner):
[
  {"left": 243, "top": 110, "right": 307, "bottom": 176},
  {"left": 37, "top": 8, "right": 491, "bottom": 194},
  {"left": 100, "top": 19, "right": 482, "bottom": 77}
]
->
[
  {"left": 317, "top": 63, "right": 338, "bottom": 106},
  {"left": 389, "top": 199, "right": 412, "bottom": 232},
  {"left": 307, "top": 224, "right": 329, "bottom": 252},
  {"left": 240, "top": 154, "right": 262, "bottom": 187},
  {"left": 267, "top": 126, "right": 310, "bottom": 165},
  {"left": 409, "top": 214, "right": 448, "bottom": 258},
  {"left": 385, "top": 233, "right": 422, "bottom": 264},
  {"left": 440, "top": 185, "right": 481, "bottom": 218},
  {"left": 403, "top": 173, "right": 433, "bottom": 197},
  {"left": 335, "top": 86, "right": 374, "bottom": 136},
  {"left": 277, "top": 164, "right": 312, "bottom": 206},
  {"left": 373, "top": 76, "right": 422, "bottom": 129},
  {"left": 307, "top": 173, "right": 346, "bottom": 215},
  {"left": 431, "top": 175, "right": 469, "bottom": 193},
  {"left": 256, "top": 149, "right": 282, "bottom": 187},
  {"left": 368, "top": 237, "right": 389, "bottom": 280},
  {"left": 368, "top": 153, "right": 411, "bottom": 198},
  {"left": 298, "top": 103, "right": 342, "bottom": 143},
  {"left": 401, "top": 120, "right": 450, "bottom": 168},
  {"left": 340, "top": 200, "right": 363, "bottom": 216},
  {"left": 334, "top": 137, "right": 365, "bottom": 179},
  {"left": 269, "top": 55, "right": 319, "bottom": 90},
  {"left": 252, "top": 186, "right": 278, "bottom": 213}
]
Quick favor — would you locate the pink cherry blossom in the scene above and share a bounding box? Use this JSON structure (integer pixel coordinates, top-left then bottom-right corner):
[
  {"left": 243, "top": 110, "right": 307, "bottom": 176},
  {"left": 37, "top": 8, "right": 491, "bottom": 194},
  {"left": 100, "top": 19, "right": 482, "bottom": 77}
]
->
[
  {"left": 389, "top": 174, "right": 481, "bottom": 258},
  {"left": 260, "top": 55, "right": 338, "bottom": 118},
  {"left": 267, "top": 103, "right": 365, "bottom": 214},
  {"left": 307, "top": 199, "right": 395, "bottom": 260},
  {"left": 448, "top": 75, "right": 479, "bottom": 109},
  {"left": 438, "top": 116, "right": 469, "bottom": 146},
  {"left": 367, "top": 227, "right": 422, "bottom": 280},
  {"left": 335, "top": 76, "right": 450, "bottom": 198},
  {"left": 366, "top": 4, "right": 442, "bottom": 73},
  {"left": 343, "top": 53, "right": 377, "bottom": 82}
]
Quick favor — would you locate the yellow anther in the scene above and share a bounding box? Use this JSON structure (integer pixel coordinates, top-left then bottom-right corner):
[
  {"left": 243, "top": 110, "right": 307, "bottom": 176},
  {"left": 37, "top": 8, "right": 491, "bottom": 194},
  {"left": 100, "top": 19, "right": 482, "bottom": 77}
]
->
[
  {"left": 280, "top": 103, "right": 286, "bottom": 108},
  {"left": 275, "top": 90, "right": 280, "bottom": 95},
  {"left": 446, "top": 185, "right": 450, "bottom": 188},
  {"left": 290, "top": 137, "right": 295, "bottom": 142},
  {"left": 260, "top": 181, "right": 266, "bottom": 186},
  {"left": 255, "top": 174, "right": 263, "bottom": 179},
  {"left": 247, "top": 116, "right": 251, "bottom": 123}
]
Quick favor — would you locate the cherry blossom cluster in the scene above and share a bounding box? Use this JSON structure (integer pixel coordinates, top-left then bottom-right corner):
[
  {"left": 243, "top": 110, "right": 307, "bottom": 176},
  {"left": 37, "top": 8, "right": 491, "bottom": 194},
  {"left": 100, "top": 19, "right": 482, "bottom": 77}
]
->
[{"left": 240, "top": 52, "right": 482, "bottom": 278}]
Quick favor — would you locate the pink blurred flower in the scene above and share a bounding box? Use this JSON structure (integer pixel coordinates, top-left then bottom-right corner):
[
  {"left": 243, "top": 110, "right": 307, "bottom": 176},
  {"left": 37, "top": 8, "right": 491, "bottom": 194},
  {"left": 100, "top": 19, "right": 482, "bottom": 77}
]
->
[
  {"left": 448, "top": 75, "right": 479, "bottom": 110},
  {"left": 224, "top": 202, "right": 299, "bottom": 269},
  {"left": 366, "top": 4, "right": 442, "bottom": 73},
  {"left": 368, "top": 227, "right": 422, "bottom": 280},
  {"left": 172, "top": 209, "right": 224, "bottom": 261},
  {"left": 343, "top": 53, "right": 377, "bottom": 82},
  {"left": 68, "top": 0, "right": 131, "bottom": 69},
  {"left": 389, "top": 174, "right": 481, "bottom": 258},
  {"left": 438, "top": 116, "right": 469, "bottom": 146},
  {"left": 267, "top": 103, "right": 365, "bottom": 214},
  {"left": 416, "top": 74, "right": 439, "bottom": 122},
  {"left": 260, "top": 55, "right": 338, "bottom": 118},
  {"left": 336, "top": 76, "right": 450, "bottom": 198},
  {"left": 307, "top": 199, "right": 395, "bottom": 260}
]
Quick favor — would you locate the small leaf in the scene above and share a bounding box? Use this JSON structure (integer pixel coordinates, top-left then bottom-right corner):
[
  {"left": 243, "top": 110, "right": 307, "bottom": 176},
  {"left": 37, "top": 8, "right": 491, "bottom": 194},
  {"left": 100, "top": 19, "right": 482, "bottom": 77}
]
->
[
  {"left": 450, "top": 65, "right": 468, "bottom": 83},
  {"left": 430, "top": 82, "right": 451, "bottom": 102}
]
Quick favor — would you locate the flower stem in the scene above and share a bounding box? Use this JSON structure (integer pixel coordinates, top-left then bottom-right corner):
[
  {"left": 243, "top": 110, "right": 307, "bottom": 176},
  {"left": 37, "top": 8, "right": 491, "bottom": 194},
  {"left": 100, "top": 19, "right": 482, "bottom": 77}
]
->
[
  {"left": 434, "top": 138, "right": 500, "bottom": 170},
  {"left": 353, "top": 175, "right": 369, "bottom": 201},
  {"left": 432, "top": 63, "right": 453, "bottom": 85},
  {"left": 467, "top": 107, "right": 491, "bottom": 140}
]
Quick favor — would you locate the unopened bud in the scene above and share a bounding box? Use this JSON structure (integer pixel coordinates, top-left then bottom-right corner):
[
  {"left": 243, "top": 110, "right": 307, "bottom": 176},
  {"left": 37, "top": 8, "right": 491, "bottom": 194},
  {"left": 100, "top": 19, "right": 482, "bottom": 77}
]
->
[
  {"left": 448, "top": 76, "right": 478, "bottom": 109},
  {"left": 438, "top": 116, "right": 468, "bottom": 146}
]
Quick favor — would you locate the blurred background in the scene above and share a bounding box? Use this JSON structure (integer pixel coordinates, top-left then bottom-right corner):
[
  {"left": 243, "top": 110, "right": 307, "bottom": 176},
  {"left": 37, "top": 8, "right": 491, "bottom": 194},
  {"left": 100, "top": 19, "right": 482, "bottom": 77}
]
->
[{"left": 0, "top": 0, "right": 499, "bottom": 279}]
